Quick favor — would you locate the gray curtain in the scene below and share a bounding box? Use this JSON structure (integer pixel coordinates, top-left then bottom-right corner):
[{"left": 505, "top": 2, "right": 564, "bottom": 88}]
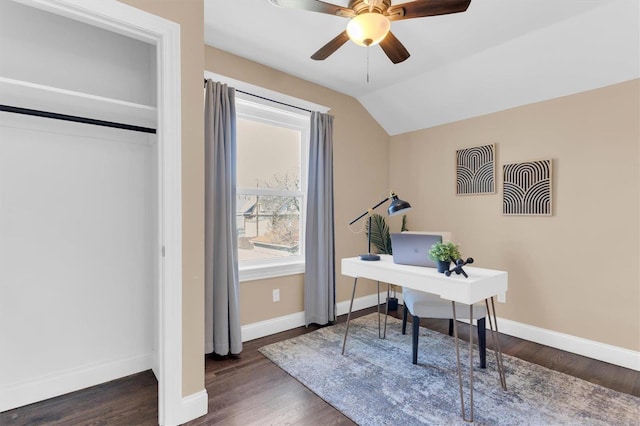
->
[
  {"left": 304, "top": 111, "right": 336, "bottom": 326},
  {"left": 204, "top": 79, "right": 242, "bottom": 355}
]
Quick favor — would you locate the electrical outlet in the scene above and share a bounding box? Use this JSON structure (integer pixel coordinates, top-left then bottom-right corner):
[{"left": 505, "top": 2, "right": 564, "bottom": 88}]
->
[{"left": 272, "top": 288, "right": 280, "bottom": 302}]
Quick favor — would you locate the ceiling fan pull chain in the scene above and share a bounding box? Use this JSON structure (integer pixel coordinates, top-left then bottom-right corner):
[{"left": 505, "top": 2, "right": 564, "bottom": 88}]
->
[{"left": 366, "top": 46, "right": 370, "bottom": 84}]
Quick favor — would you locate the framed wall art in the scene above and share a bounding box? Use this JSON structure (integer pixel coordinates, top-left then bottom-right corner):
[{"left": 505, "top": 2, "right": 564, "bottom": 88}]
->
[
  {"left": 456, "top": 144, "right": 495, "bottom": 195},
  {"left": 503, "top": 159, "right": 553, "bottom": 216}
]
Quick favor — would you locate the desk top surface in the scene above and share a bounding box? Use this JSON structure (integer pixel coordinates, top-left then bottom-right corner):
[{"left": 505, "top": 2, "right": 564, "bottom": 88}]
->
[{"left": 341, "top": 255, "right": 508, "bottom": 304}]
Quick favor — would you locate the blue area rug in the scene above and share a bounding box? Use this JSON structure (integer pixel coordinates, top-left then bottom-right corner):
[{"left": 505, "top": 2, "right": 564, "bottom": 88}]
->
[{"left": 259, "top": 313, "right": 640, "bottom": 425}]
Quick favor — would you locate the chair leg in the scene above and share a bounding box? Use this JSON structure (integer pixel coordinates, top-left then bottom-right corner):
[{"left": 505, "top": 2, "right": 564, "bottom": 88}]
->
[
  {"left": 448, "top": 318, "right": 454, "bottom": 336},
  {"left": 402, "top": 305, "right": 408, "bottom": 335},
  {"left": 477, "top": 317, "right": 486, "bottom": 369},
  {"left": 412, "top": 315, "right": 420, "bottom": 365}
]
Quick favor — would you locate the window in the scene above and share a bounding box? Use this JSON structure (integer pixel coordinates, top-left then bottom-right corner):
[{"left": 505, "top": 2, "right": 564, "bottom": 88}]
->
[{"left": 235, "top": 97, "right": 309, "bottom": 281}]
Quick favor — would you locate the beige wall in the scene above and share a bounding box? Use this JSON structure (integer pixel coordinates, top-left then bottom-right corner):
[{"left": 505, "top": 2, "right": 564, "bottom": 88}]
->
[
  {"left": 205, "top": 46, "right": 392, "bottom": 324},
  {"left": 118, "top": 0, "right": 205, "bottom": 397},
  {"left": 390, "top": 79, "right": 639, "bottom": 351},
  {"left": 240, "top": 275, "right": 305, "bottom": 324}
]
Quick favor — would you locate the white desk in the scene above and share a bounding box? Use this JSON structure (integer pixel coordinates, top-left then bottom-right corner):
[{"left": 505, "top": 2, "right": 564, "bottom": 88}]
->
[{"left": 341, "top": 255, "right": 508, "bottom": 422}]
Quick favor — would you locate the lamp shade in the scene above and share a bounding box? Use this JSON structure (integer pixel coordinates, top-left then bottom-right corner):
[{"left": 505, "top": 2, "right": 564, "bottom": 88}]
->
[
  {"left": 387, "top": 194, "right": 411, "bottom": 216},
  {"left": 346, "top": 13, "right": 390, "bottom": 47}
]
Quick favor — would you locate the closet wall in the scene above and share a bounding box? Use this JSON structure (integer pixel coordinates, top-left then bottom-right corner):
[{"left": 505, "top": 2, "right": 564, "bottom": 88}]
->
[{"left": 0, "top": 1, "right": 158, "bottom": 411}]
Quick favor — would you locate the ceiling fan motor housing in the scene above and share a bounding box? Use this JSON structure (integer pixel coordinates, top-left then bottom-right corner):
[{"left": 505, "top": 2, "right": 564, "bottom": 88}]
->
[{"left": 351, "top": 0, "right": 392, "bottom": 15}]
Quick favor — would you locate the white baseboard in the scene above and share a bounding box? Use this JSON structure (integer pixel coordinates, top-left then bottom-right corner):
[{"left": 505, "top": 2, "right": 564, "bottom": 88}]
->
[
  {"left": 240, "top": 292, "right": 392, "bottom": 342},
  {"left": 0, "top": 352, "right": 153, "bottom": 413},
  {"left": 178, "top": 389, "right": 208, "bottom": 425},
  {"left": 241, "top": 311, "right": 306, "bottom": 342},
  {"left": 151, "top": 352, "right": 160, "bottom": 381},
  {"left": 243, "top": 291, "right": 639, "bottom": 372},
  {"left": 336, "top": 291, "right": 397, "bottom": 316},
  {"left": 494, "top": 317, "right": 640, "bottom": 371}
]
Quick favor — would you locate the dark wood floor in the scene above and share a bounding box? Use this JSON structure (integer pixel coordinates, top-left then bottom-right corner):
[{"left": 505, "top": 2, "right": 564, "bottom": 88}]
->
[{"left": 2, "top": 306, "right": 639, "bottom": 425}]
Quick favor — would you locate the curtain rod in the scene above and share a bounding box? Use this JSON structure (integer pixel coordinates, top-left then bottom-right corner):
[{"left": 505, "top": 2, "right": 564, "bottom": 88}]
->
[
  {"left": 204, "top": 79, "right": 312, "bottom": 114},
  {"left": 0, "top": 105, "right": 156, "bottom": 134}
]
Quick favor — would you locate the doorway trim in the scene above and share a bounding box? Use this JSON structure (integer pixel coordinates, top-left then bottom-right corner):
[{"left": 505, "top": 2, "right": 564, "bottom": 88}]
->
[{"left": 13, "top": 0, "right": 193, "bottom": 424}]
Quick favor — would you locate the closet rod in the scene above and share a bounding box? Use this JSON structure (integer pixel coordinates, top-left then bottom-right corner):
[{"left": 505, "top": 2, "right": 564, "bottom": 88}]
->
[
  {"left": 204, "top": 79, "right": 312, "bottom": 113},
  {"left": 0, "top": 105, "right": 156, "bottom": 134}
]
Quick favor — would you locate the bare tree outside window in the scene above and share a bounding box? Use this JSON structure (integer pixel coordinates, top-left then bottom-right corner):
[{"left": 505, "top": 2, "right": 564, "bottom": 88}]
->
[{"left": 239, "top": 172, "right": 300, "bottom": 255}]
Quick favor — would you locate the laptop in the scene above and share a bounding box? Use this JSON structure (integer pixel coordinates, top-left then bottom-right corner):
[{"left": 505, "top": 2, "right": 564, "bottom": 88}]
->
[{"left": 390, "top": 233, "right": 442, "bottom": 268}]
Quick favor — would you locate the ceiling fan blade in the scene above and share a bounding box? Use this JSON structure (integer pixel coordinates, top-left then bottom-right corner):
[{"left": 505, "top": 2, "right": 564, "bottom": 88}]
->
[
  {"left": 379, "top": 31, "right": 410, "bottom": 64},
  {"left": 311, "top": 30, "right": 350, "bottom": 60},
  {"left": 386, "top": 0, "right": 471, "bottom": 21},
  {"left": 269, "top": 0, "right": 355, "bottom": 18}
]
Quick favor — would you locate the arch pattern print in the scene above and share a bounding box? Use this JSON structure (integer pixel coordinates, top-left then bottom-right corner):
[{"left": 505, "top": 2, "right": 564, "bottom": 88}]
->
[
  {"left": 456, "top": 144, "right": 495, "bottom": 195},
  {"left": 503, "top": 159, "right": 552, "bottom": 216}
]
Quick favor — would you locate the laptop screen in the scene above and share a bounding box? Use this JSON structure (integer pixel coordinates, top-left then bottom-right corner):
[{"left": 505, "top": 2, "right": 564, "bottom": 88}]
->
[{"left": 390, "top": 233, "right": 442, "bottom": 268}]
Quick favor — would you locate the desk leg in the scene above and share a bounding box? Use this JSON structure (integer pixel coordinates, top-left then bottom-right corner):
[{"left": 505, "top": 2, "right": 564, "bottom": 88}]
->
[
  {"left": 377, "top": 281, "right": 381, "bottom": 338},
  {"left": 377, "top": 281, "right": 390, "bottom": 339},
  {"left": 485, "top": 297, "right": 507, "bottom": 390},
  {"left": 341, "top": 277, "right": 358, "bottom": 355},
  {"left": 384, "top": 282, "right": 389, "bottom": 338},
  {"left": 451, "top": 302, "right": 475, "bottom": 423}
]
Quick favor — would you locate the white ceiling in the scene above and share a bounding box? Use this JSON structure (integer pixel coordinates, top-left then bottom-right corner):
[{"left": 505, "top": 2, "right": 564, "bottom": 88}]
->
[{"left": 204, "top": 0, "right": 639, "bottom": 135}]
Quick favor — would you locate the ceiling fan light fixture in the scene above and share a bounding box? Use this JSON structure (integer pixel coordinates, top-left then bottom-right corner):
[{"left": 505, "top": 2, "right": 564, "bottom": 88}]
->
[{"left": 346, "top": 12, "right": 390, "bottom": 47}]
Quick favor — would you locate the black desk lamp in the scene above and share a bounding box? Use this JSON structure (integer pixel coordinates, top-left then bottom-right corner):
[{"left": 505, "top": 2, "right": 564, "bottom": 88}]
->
[{"left": 349, "top": 192, "right": 411, "bottom": 261}]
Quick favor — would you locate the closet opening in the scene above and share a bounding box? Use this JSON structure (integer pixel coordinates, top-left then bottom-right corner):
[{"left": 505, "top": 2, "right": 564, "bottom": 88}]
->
[{"left": 0, "top": 1, "right": 187, "bottom": 424}]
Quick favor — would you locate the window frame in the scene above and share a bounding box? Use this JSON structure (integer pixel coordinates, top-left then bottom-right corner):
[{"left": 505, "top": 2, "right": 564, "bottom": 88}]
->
[
  {"left": 235, "top": 96, "right": 310, "bottom": 282},
  {"left": 204, "top": 71, "right": 329, "bottom": 281}
]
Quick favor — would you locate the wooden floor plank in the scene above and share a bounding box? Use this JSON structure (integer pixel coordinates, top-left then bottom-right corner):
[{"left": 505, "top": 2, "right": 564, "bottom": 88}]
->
[{"left": 1, "top": 306, "right": 637, "bottom": 425}]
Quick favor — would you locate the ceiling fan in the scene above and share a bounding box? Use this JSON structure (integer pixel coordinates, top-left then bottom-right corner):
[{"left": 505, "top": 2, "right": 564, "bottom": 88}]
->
[{"left": 269, "top": 0, "right": 472, "bottom": 64}]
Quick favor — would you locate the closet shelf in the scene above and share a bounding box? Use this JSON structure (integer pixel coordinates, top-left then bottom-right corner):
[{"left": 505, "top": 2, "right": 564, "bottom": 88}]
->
[{"left": 0, "top": 77, "right": 157, "bottom": 129}]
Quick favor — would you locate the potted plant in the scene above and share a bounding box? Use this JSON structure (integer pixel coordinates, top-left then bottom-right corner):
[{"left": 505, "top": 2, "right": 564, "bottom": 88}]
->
[
  {"left": 429, "top": 241, "right": 462, "bottom": 273},
  {"left": 367, "top": 213, "right": 408, "bottom": 309}
]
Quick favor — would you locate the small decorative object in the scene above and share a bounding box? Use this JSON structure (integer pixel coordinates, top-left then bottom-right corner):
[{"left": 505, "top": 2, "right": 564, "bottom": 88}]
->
[
  {"left": 428, "top": 241, "right": 462, "bottom": 273},
  {"left": 445, "top": 257, "right": 475, "bottom": 278},
  {"left": 386, "top": 286, "right": 399, "bottom": 311},
  {"left": 456, "top": 144, "right": 496, "bottom": 195},
  {"left": 503, "top": 159, "right": 552, "bottom": 215}
]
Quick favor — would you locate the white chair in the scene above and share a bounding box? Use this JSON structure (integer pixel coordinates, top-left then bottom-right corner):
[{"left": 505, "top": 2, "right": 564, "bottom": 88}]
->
[{"left": 402, "top": 288, "right": 487, "bottom": 368}]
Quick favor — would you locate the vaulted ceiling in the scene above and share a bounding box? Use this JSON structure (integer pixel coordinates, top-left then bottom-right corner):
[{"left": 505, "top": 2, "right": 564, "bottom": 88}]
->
[{"left": 204, "top": 0, "right": 639, "bottom": 135}]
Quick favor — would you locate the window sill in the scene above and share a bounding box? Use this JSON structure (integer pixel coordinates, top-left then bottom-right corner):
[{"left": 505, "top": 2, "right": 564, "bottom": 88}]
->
[{"left": 239, "top": 260, "right": 305, "bottom": 282}]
